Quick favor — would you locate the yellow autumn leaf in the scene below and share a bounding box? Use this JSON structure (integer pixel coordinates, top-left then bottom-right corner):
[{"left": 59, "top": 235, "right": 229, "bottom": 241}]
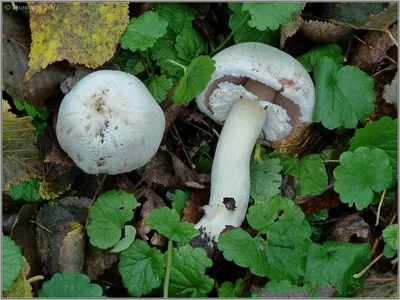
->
[
  {"left": 2, "top": 100, "right": 39, "bottom": 190},
  {"left": 24, "top": 2, "right": 129, "bottom": 81}
]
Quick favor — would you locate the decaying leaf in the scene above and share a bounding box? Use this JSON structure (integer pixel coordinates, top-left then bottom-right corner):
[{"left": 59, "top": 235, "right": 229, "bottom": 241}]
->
[
  {"left": 2, "top": 100, "right": 39, "bottom": 191},
  {"left": 3, "top": 258, "right": 35, "bottom": 298},
  {"left": 294, "top": 185, "right": 341, "bottom": 214},
  {"left": 171, "top": 153, "right": 210, "bottom": 189},
  {"left": 2, "top": 12, "right": 69, "bottom": 108},
  {"left": 36, "top": 196, "right": 91, "bottom": 275},
  {"left": 84, "top": 244, "right": 119, "bottom": 280},
  {"left": 299, "top": 20, "right": 352, "bottom": 44},
  {"left": 383, "top": 72, "right": 398, "bottom": 109},
  {"left": 24, "top": 2, "right": 129, "bottom": 81},
  {"left": 324, "top": 214, "right": 371, "bottom": 243},
  {"left": 59, "top": 223, "right": 86, "bottom": 273},
  {"left": 182, "top": 189, "right": 210, "bottom": 224},
  {"left": 36, "top": 130, "right": 79, "bottom": 199},
  {"left": 350, "top": 24, "right": 397, "bottom": 72},
  {"left": 280, "top": 3, "right": 305, "bottom": 48},
  {"left": 356, "top": 279, "right": 398, "bottom": 298}
]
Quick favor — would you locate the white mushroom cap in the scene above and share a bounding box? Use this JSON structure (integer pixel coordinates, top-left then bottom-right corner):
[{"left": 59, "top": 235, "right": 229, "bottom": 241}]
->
[
  {"left": 56, "top": 70, "right": 165, "bottom": 175},
  {"left": 196, "top": 42, "right": 315, "bottom": 142}
]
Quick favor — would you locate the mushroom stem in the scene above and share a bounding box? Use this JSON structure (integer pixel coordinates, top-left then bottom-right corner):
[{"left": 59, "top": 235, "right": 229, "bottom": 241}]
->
[{"left": 195, "top": 98, "right": 268, "bottom": 241}]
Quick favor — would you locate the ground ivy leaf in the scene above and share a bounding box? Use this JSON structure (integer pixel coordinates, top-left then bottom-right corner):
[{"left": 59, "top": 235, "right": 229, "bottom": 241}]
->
[
  {"left": 250, "top": 157, "right": 282, "bottom": 202},
  {"left": 168, "top": 246, "right": 214, "bottom": 297},
  {"left": 218, "top": 279, "right": 244, "bottom": 298},
  {"left": 148, "top": 28, "right": 177, "bottom": 61},
  {"left": 145, "top": 207, "right": 199, "bottom": 242},
  {"left": 114, "top": 49, "right": 146, "bottom": 76},
  {"left": 313, "top": 56, "right": 375, "bottom": 129},
  {"left": 118, "top": 239, "right": 165, "bottom": 297},
  {"left": 383, "top": 224, "right": 398, "bottom": 251},
  {"left": 2, "top": 235, "right": 25, "bottom": 292},
  {"left": 87, "top": 190, "right": 140, "bottom": 249},
  {"left": 218, "top": 229, "right": 269, "bottom": 277},
  {"left": 154, "top": 3, "right": 197, "bottom": 35},
  {"left": 297, "top": 43, "right": 344, "bottom": 72},
  {"left": 173, "top": 56, "right": 216, "bottom": 104},
  {"left": 9, "top": 178, "right": 41, "bottom": 203},
  {"left": 247, "top": 195, "right": 311, "bottom": 246},
  {"left": 146, "top": 75, "right": 173, "bottom": 103},
  {"left": 349, "top": 117, "right": 398, "bottom": 179},
  {"left": 175, "top": 27, "right": 208, "bottom": 62},
  {"left": 304, "top": 241, "right": 371, "bottom": 296},
  {"left": 110, "top": 225, "right": 136, "bottom": 253},
  {"left": 3, "top": 100, "right": 39, "bottom": 190},
  {"left": 242, "top": 2, "right": 303, "bottom": 31},
  {"left": 120, "top": 11, "right": 168, "bottom": 52},
  {"left": 171, "top": 189, "right": 190, "bottom": 219},
  {"left": 333, "top": 147, "right": 392, "bottom": 210},
  {"left": 272, "top": 153, "right": 328, "bottom": 196},
  {"left": 39, "top": 272, "right": 104, "bottom": 297},
  {"left": 383, "top": 244, "right": 397, "bottom": 258}
]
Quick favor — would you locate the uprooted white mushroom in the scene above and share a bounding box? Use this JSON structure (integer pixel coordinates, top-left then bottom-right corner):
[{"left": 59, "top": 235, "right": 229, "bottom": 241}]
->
[
  {"left": 56, "top": 70, "right": 165, "bottom": 175},
  {"left": 195, "top": 42, "right": 315, "bottom": 242}
]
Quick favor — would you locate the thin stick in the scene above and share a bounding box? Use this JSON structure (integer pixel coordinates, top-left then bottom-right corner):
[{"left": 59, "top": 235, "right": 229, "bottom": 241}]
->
[
  {"left": 27, "top": 275, "right": 44, "bottom": 284},
  {"left": 30, "top": 220, "right": 52, "bottom": 234},
  {"left": 173, "top": 124, "right": 196, "bottom": 169},
  {"left": 371, "top": 235, "right": 383, "bottom": 256},
  {"left": 366, "top": 276, "right": 397, "bottom": 283},
  {"left": 375, "top": 189, "right": 387, "bottom": 226},
  {"left": 353, "top": 252, "right": 384, "bottom": 279},
  {"left": 385, "top": 28, "right": 398, "bottom": 47},
  {"left": 353, "top": 35, "right": 397, "bottom": 65},
  {"left": 180, "top": 120, "right": 214, "bottom": 137}
]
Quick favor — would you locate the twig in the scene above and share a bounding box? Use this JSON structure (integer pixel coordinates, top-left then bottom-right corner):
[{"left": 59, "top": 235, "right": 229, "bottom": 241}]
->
[
  {"left": 371, "top": 235, "right": 383, "bottom": 256},
  {"left": 27, "top": 275, "right": 44, "bottom": 284},
  {"left": 180, "top": 120, "right": 215, "bottom": 137},
  {"left": 353, "top": 252, "right": 384, "bottom": 279},
  {"left": 385, "top": 28, "right": 398, "bottom": 47},
  {"left": 30, "top": 220, "right": 52, "bottom": 234},
  {"left": 375, "top": 189, "right": 387, "bottom": 226},
  {"left": 343, "top": 37, "right": 353, "bottom": 63},
  {"left": 173, "top": 124, "right": 196, "bottom": 169},
  {"left": 366, "top": 276, "right": 397, "bottom": 283},
  {"left": 353, "top": 35, "right": 397, "bottom": 65}
]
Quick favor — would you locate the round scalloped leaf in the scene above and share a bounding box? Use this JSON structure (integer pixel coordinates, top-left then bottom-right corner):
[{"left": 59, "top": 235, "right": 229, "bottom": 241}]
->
[
  {"left": 87, "top": 190, "right": 140, "bottom": 249},
  {"left": 382, "top": 224, "right": 398, "bottom": 251},
  {"left": 2, "top": 234, "right": 25, "bottom": 291},
  {"left": 313, "top": 57, "right": 375, "bottom": 130},
  {"left": 39, "top": 272, "right": 104, "bottom": 297},
  {"left": 333, "top": 147, "right": 392, "bottom": 210}
]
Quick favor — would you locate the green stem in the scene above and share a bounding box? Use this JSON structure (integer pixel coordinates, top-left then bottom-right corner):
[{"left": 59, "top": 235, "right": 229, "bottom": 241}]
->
[
  {"left": 27, "top": 275, "right": 44, "bottom": 284},
  {"left": 163, "top": 239, "right": 173, "bottom": 298},
  {"left": 322, "top": 160, "right": 339, "bottom": 163},
  {"left": 254, "top": 141, "right": 263, "bottom": 162},
  {"left": 163, "top": 59, "right": 187, "bottom": 75},
  {"left": 139, "top": 51, "right": 154, "bottom": 80},
  {"left": 210, "top": 12, "right": 250, "bottom": 56}
]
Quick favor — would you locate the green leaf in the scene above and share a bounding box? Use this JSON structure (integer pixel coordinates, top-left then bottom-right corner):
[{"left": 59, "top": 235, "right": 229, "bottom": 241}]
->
[
  {"left": 13, "top": 99, "right": 25, "bottom": 111},
  {"left": 247, "top": 195, "right": 311, "bottom": 246},
  {"left": 120, "top": 11, "right": 168, "bottom": 52},
  {"left": 349, "top": 117, "right": 398, "bottom": 179},
  {"left": 146, "top": 75, "right": 173, "bottom": 103},
  {"left": 2, "top": 235, "right": 24, "bottom": 292},
  {"left": 9, "top": 178, "right": 41, "bottom": 202},
  {"left": 250, "top": 157, "right": 282, "bottom": 202},
  {"left": 229, "top": 3, "right": 279, "bottom": 46},
  {"left": 313, "top": 56, "right": 375, "bottom": 129},
  {"left": 383, "top": 244, "right": 397, "bottom": 258},
  {"left": 171, "top": 189, "right": 190, "bottom": 219},
  {"left": 154, "top": 3, "right": 197, "bottom": 35},
  {"left": 114, "top": 49, "right": 146, "bottom": 75},
  {"left": 218, "top": 279, "right": 244, "bottom": 298},
  {"left": 242, "top": 2, "right": 303, "bottom": 31},
  {"left": 304, "top": 241, "right": 371, "bottom": 296},
  {"left": 148, "top": 28, "right": 176, "bottom": 61},
  {"left": 333, "top": 147, "right": 392, "bottom": 210},
  {"left": 297, "top": 43, "right": 344, "bottom": 72},
  {"left": 24, "top": 101, "right": 37, "bottom": 118},
  {"left": 87, "top": 190, "right": 140, "bottom": 249},
  {"left": 272, "top": 153, "right": 328, "bottom": 196},
  {"left": 173, "top": 56, "right": 215, "bottom": 104},
  {"left": 383, "top": 224, "right": 398, "bottom": 251},
  {"left": 110, "top": 225, "right": 136, "bottom": 253},
  {"left": 145, "top": 207, "right": 199, "bottom": 242},
  {"left": 218, "top": 229, "right": 269, "bottom": 277},
  {"left": 118, "top": 239, "right": 166, "bottom": 297},
  {"left": 39, "top": 272, "right": 104, "bottom": 297},
  {"left": 175, "top": 27, "right": 208, "bottom": 62},
  {"left": 168, "top": 245, "right": 214, "bottom": 297}
]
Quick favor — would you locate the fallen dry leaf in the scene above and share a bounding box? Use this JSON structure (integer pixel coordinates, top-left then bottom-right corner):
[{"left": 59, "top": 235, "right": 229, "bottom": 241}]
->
[
  {"left": 144, "top": 150, "right": 180, "bottom": 188},
  {"left": 182, "top": 188, "right": 210, "bottom": 224},
  {"left": 171, "top": 153, "right": 210, "bottom": 189},
  {"left": 280, "top": 3, "right": 305, "bottom": 48},
  {"left": 383, "top": 72, "right": 398, "bottom": 109},
  {"left": 84, "top": 245, "right": 118, "bottom": 280},
  {"left": 299, "top": 20, "right": 353, "bottom": 44},
  {"left": 324, "top": 213, "right": 371, "bottom": 243},
  {"left": 294, "top": 185, "right": 341, "bottom": 214}
]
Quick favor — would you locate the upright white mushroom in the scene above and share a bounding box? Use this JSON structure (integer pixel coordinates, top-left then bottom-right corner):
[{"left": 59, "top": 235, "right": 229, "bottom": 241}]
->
[
  {"left": 195, "top": 42, "right": 315, "bottom": 242},
  {"left": 56, "top": 70, "right": 165, "bottom": 175}
]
